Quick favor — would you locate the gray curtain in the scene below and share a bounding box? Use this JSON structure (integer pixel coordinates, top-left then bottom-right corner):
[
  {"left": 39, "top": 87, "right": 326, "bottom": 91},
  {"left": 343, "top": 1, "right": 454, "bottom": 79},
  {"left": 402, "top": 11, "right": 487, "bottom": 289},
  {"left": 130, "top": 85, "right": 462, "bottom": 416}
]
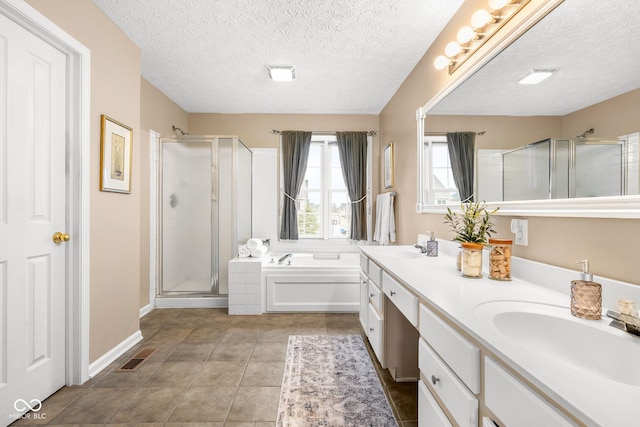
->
[
  {"left": 280, "top": 130, "right": 312, "bottom": 240},
  {"left": 446, "top": 132, "right": 476, "bottom": 202},
  {"left": 336, "top": 131, "right": 368, "bottom": 241}
]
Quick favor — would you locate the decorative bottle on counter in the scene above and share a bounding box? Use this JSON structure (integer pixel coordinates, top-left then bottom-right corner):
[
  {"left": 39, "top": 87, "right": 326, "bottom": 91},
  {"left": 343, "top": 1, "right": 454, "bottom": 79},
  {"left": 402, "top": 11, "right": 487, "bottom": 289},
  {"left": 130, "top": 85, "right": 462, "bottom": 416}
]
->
[
  {"left": 488, "top": 238, "right": 512, "bottom": 281},
  {"left": 461, "top": 242, "right": 483, "bottom": 278},
  {"left": 571, "top": 260, "right": 602, "bottom": 320}
]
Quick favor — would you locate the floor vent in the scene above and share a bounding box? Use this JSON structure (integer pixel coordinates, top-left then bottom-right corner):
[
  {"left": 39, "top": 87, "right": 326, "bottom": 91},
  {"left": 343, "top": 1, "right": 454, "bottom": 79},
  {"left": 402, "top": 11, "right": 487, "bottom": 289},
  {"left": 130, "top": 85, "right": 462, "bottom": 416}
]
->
[{"left": 115, "top": 348, "right": 157, "bottom": 372}]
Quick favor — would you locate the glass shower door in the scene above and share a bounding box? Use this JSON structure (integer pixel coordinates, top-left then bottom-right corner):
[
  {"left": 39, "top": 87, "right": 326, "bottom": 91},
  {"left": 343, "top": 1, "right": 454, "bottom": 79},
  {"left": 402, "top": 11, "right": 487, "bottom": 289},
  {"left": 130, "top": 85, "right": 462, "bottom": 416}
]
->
[{"left": 161, "top": 140, "right": 213, "bottom": 295}]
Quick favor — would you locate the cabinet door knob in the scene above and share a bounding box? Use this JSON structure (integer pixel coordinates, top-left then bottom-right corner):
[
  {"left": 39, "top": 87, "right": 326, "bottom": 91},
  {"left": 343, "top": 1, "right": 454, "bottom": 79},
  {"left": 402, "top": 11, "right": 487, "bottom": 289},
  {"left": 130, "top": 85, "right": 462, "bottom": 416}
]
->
[
  {"left": 369, "top": 327, "right": 374, "bottom": 332},
  {"left": 370, "top": 293, "right": 374, "bottom": 298},
  {"left": 390, "top": 291, "right": 396, "bottom": 296},
  {"left": 431, "top": 375, "right": 440, "bottom": 385}
]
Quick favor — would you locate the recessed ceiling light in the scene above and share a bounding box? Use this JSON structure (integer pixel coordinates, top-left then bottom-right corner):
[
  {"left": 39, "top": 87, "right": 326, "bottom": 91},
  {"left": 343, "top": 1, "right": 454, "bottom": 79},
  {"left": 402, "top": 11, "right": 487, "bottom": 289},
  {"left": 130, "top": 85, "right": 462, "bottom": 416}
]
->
[
  {"left": 267, "top": 65, "right": 296, "bottom": 81},
  {"left": 518, "top": 68, "right": 558, "bottom": 85}
]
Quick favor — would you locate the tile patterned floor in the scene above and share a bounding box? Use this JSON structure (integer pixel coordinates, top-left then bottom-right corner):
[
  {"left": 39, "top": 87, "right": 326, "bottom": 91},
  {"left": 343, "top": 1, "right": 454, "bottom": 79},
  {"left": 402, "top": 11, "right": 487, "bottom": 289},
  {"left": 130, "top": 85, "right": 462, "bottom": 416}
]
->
[{"left": 12, "top": 309, "right": 417, "bottom": 427}]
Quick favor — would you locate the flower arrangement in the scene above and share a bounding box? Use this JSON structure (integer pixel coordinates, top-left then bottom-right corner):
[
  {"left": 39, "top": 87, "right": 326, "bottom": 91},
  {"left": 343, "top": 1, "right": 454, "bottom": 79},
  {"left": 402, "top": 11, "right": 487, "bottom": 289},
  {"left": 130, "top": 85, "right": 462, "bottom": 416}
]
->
[{"left": 443, "top": 201, "right": 499, "bottom": 244}]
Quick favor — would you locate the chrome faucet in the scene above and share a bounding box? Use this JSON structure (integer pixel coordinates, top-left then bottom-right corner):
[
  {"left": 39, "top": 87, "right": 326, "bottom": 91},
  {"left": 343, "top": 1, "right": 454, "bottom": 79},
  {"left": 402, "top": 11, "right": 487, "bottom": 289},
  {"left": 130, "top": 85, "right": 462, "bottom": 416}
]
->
[
  {"left": 278, "top": 253, "right": 293, "bottom": 264},
  {"left": 414, "top": 244, "right": 427, "bottom": 254}
]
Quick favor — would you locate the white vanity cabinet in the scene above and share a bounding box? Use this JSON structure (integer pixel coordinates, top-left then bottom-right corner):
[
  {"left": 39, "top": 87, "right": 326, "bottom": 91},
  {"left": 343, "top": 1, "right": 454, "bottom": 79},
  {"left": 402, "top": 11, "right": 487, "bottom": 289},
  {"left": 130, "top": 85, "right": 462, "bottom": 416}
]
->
[
  {"left": 419, "top": 304, "right": 479, "bottom": 427},
  {"left": 484, "top": 357, "right": 575, "bottom": 427},
  {"left": 360, "top": 254, "right": 386, "bottom": 367}
]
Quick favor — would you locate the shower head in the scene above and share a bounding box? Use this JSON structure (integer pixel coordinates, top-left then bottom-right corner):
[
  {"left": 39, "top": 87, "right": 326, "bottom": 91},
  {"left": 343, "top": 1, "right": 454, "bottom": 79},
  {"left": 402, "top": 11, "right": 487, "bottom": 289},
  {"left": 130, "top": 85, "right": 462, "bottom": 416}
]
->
[
  {"left": 172, "top": 125, "right": 189, "bottom": 136},
  {"left": 576, "top": 128, "right": 595, "bottom": 138}
]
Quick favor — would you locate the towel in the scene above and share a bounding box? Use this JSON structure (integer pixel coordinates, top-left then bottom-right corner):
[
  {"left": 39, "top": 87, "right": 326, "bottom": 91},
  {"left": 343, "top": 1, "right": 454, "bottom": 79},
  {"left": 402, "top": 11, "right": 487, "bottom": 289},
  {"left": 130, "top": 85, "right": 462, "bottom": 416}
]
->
[
  {"left": 373, "top": 192, "right": 396, "bottom": 246},
  {"left": 250, "top": 245, "right": 268, "bottom": 258},
  {"left": 238, "top": 244, "right": 251, "bottom": 258},
  {"left": 246, "top": 238, "right": 263, "bottom": 250}
]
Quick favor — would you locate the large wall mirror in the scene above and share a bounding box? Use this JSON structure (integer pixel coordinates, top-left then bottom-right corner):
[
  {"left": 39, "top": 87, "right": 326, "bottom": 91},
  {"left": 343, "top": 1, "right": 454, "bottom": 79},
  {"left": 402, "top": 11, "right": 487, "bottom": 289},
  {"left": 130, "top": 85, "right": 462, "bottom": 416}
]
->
[{"left": 417, "top": 0, "right": 640, "bottom": 218}]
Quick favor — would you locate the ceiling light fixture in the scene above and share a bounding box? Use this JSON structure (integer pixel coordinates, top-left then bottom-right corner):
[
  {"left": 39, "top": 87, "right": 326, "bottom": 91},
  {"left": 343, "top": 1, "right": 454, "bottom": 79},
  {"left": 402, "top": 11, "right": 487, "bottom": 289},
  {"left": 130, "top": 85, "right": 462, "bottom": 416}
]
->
[
  {"left": 267, "top": 65, "right": 296, "bottom": 81},
  {"left": 517, "top": 68, "right": 558, "bottom": 84},
  {"left": 433, "top": 0, "right": 529, "bottom": 74}
]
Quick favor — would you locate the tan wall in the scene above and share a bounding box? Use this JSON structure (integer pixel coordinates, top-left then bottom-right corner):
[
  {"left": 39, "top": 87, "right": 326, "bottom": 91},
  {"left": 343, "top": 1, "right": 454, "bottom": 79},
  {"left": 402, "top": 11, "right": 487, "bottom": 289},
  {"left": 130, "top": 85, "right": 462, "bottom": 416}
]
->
[
  {"left": 139, "top": 78, "right": 189, "bottom": 308},
  {"left": 26, "top": 0, "right": 143, "bottom": 362},
  {"left": 380, "top": 0, "right": 640, "bottom": 284}
]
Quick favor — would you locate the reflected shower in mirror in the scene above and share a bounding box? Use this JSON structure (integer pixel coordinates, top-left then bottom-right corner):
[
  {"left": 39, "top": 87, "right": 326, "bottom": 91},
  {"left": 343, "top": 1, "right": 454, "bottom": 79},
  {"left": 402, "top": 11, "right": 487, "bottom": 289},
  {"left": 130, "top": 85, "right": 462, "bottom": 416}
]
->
[{"left": 418, "top": 0, "right": 640, "bottom": 210}]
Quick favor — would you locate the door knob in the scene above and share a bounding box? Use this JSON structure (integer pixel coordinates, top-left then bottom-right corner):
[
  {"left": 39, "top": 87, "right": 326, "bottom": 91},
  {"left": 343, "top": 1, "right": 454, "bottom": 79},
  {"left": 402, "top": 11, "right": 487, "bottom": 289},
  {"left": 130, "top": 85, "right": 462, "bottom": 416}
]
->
[{"left": 52, "top": 232, "right": 71, "bottom": 244}]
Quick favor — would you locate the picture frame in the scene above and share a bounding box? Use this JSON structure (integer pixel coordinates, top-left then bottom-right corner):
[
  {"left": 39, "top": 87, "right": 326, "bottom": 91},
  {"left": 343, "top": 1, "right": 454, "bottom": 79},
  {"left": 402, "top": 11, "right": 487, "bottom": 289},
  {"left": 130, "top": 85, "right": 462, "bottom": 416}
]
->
[
  {"left": 384, "top": 142, "right": 394, "bottom": 189},
  {"left": 100, "top": 115, "right": 133, "bottom": 193}
]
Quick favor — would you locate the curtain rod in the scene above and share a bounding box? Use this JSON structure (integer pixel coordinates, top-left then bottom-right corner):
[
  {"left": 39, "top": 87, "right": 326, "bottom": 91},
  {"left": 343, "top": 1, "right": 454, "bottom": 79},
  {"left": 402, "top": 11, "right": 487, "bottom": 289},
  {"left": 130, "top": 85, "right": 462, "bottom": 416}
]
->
[
  {"left": 271, "top": 129, "right": 378, "bottom": 136},
  {"left": 425, "top": 131, "right": 486, "bottom": 136}
]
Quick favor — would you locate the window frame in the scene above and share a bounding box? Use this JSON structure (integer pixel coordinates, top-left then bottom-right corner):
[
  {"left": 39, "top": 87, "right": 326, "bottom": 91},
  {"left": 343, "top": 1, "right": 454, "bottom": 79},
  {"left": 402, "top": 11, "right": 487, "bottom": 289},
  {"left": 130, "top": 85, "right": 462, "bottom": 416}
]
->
[{"left": 422, "top": 136, "right": 460, "bottom": 206}]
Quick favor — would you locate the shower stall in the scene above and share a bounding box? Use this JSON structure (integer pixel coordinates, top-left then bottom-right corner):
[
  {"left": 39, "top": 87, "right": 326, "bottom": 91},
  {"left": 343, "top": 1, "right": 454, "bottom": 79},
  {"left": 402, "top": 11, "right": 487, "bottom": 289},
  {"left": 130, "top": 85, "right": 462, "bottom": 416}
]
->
[{"left": 158, "top": 135, "right": 252, "bottom": 305}]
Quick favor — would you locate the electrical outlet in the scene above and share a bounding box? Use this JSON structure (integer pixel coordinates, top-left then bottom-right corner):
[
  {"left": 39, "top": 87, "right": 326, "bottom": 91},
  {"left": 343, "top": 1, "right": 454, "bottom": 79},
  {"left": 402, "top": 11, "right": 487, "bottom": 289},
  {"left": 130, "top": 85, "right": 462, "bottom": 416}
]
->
[{"left": 510, "top": 219, "right": 528, "bottom": 246}]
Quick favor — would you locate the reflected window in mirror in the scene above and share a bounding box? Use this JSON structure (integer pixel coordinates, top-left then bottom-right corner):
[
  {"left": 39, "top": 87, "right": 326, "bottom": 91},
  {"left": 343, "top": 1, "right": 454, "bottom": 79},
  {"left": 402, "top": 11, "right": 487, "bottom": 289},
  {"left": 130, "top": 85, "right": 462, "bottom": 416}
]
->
[{"left": 422, "top": 136, "right": 460, "bottom": 205}]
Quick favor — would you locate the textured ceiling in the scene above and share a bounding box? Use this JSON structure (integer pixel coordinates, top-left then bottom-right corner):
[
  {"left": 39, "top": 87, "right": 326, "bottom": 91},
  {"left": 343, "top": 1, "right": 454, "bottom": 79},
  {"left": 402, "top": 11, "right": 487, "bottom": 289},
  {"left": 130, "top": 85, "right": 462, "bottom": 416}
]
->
[
  {"left": 91, "top": 0, "right": 465, "bottom": 114},
  {"left": 429, "top": 0, "right": 640, "bottom": 116}
]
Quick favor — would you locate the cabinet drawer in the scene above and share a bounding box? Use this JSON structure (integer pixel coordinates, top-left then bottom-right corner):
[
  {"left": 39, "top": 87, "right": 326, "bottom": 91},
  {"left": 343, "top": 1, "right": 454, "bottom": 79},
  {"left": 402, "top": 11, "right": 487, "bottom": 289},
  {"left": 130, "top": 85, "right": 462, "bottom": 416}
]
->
[
  {"left": 359, "top": 253, "right": 368, "bottom": 274},
  {"left": 368, "top": 280, "right": 383, "bottom": 313},
  {"left": 419, "top": 338, "right": 478, "bottom": 427},
  {"left": 367, "top": 304, "right": 384, "bottom": 367},
  {"left": 382, "top": 272, "right": 418, "bottom": 326},
  {"left": 368, "top": 261, "right": 382, "bottom": 287},
  {"left": 419, "top": 304, "right": 480, "bottom": 393},
  {"left": 419, "top": 380, "right": 453, "bottom": 427},
  {"left": 485, "top": 357, "right": 575, "bottom": 427}
]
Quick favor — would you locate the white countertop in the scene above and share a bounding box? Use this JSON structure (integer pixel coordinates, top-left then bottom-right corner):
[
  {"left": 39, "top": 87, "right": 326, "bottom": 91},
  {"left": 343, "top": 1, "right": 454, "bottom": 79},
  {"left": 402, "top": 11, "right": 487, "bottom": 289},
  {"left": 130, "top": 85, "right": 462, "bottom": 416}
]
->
[{"left": 360, "top": 243, "right": 640, "bottom": 427}]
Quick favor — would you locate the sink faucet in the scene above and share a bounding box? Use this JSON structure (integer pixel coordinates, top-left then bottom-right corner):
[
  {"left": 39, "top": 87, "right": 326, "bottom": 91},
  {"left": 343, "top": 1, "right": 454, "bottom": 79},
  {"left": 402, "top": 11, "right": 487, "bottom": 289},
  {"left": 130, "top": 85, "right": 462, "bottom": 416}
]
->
[
  {"left": 278, "top": 253, "right": 293, "bottom": 264},
  {"left": 414, "top": 244, "right": 427, "bottom": 254}
]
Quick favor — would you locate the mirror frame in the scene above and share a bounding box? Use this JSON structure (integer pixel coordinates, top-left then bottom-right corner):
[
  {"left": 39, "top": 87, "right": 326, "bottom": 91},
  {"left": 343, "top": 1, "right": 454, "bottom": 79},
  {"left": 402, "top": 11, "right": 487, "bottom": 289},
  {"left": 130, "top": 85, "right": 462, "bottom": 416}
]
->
[{"left": 416, "top": 0, "right": 640, "bottom": 219}]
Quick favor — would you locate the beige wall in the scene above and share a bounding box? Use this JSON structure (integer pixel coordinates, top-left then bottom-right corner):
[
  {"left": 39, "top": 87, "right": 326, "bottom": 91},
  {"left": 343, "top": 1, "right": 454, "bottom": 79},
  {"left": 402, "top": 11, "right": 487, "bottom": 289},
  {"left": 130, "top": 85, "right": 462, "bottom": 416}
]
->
[
  {"left": 380, "top": 0, "right": 640, "bottom": 285},
  {"left": 189, "top": 113, "right": 379, "bottom": 148},
  {"left": 139, "top": 79, "right": 189, "bottom": 308}
]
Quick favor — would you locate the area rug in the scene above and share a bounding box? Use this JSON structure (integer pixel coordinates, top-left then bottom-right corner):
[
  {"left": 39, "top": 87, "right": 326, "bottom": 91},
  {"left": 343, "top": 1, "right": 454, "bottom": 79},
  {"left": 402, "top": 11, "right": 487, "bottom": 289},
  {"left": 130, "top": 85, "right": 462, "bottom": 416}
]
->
[{"left": 276, "top": 335, "right": 398, "bottom": 427}]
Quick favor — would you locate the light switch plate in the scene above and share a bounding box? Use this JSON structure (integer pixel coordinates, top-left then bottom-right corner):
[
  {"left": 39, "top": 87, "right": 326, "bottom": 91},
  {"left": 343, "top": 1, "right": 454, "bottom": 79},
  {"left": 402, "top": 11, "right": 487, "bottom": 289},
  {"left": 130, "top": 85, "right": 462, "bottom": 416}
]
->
[{"left": 511, "top": 219, "right": 528, "bottom": 246}]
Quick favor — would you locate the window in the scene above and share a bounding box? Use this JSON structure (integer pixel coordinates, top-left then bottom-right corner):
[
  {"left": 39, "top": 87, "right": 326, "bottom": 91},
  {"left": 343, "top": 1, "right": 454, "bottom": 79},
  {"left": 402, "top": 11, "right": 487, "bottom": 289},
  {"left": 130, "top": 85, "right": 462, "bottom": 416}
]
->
[
  {"left": 297, "top": 135, "right": 351, "bottom": 239},
  {"left": 423, "top": 136, "right": 460, "bottom": 205}
]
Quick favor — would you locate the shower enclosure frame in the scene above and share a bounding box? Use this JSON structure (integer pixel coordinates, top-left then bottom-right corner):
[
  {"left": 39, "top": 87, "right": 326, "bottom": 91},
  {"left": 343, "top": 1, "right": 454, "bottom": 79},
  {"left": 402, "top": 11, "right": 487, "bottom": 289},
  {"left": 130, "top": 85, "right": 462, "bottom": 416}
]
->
[{"left": 156, "top": 135, "right": 252, "bottom": 303}]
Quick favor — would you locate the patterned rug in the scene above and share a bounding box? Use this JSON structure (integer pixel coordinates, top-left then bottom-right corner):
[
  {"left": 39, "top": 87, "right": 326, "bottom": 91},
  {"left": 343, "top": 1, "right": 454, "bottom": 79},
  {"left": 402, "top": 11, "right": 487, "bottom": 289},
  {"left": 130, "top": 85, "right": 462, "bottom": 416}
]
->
[{"left": 276, "top": 335, "right": 398, "bottom": 427}]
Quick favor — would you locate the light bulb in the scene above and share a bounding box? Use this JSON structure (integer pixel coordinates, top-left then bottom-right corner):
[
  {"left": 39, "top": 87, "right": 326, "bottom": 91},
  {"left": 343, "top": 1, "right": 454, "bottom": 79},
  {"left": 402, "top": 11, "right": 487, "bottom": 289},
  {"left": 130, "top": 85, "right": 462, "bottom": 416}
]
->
[
  {"left": 471, "top": 9, "right": 492, "bottom": 28},
  {"left": 444, "top": 41, "right": 462, "bottom": 58},
  {"left": 489, "top": 0, "right": 510, "bottom": 10},
  {"left": 457, "top": 26, "right": 475, "bottom": 44},
  {"left": 434, "top": 55, "right": 451, "bottom": 70}
]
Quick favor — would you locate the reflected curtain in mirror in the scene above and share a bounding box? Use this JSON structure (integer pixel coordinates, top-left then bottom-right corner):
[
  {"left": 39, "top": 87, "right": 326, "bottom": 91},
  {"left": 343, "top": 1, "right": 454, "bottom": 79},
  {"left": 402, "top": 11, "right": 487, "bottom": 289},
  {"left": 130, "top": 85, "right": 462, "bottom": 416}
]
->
[
  {"left": 447, "top": 132, "right": 476, "bottom": 202},
  {"left": 280, "top": 131, "right": 312, "bottom": 240},
  {"left": 336, "top": 131, "right": 368, "bottom": 240}
]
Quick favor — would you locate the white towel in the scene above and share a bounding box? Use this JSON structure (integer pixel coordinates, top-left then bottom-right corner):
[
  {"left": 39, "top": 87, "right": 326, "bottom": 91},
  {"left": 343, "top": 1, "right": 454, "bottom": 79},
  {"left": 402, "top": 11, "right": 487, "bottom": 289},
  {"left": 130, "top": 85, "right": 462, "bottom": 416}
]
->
[
  {"left": 246, "top": 238, "right": 263, "bottom": 250},
  {"left": 250, "top": 245, "right": 268, "bottom": 258},
  {"left": 238, "top": 244, "right": 251, "bottom": 258},
  {"left": 373, "top": 192, "right": 396, "bottom": 246}
]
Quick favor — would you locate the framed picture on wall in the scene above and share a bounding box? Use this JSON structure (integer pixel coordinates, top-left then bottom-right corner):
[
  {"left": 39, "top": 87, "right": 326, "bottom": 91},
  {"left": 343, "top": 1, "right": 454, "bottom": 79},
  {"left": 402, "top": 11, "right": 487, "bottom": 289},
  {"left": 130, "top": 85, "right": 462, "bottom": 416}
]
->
[
  {"left": 100, "top": 114, "right": 133, "bottom": 193},
  {"left": 384, "top": 142, "right": 394, "bottom": 188}
]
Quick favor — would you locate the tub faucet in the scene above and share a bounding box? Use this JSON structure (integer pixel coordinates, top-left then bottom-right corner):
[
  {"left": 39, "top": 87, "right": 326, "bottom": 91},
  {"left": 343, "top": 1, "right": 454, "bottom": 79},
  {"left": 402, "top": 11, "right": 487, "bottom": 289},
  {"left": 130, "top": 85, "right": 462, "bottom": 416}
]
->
[{"left": 278, "top": 253, "right": 293, "bottom": 264}]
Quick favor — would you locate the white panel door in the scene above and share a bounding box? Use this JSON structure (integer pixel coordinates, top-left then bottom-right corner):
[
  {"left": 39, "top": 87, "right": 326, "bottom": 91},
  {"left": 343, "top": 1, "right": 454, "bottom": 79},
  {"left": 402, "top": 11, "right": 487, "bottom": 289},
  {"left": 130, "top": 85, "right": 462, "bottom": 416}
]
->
[{"left": 0, "top": 12, "right": 67, "bottom": 425}]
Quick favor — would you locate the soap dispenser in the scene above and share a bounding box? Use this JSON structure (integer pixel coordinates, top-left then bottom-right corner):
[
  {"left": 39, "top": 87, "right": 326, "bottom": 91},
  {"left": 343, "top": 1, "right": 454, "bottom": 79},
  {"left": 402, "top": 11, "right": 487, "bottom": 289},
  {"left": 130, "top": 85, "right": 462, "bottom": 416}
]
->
[
  {"left": 426, "top": 231, "right": 438, "bottom": 257},
  {"left": 570, "top": 260, "right": 602, "bottom": 320}
]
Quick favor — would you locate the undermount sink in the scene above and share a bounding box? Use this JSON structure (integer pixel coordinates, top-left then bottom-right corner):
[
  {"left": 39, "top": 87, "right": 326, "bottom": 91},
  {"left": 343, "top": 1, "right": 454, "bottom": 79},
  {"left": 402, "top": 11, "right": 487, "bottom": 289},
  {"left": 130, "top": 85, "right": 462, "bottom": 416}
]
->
[{"left": 474, "top": 301, "right": 640, "bottom": 387}]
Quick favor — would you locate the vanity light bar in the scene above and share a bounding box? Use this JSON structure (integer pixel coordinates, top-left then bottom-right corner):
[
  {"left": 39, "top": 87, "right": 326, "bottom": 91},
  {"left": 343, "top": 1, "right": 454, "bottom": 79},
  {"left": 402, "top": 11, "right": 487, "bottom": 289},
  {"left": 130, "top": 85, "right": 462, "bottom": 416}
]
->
[
  {"left": 434, "top": 0, "right": 530, "bottom": 73},
  {"left": 517, "top": 68, "right": 558, "bottom": 85}
]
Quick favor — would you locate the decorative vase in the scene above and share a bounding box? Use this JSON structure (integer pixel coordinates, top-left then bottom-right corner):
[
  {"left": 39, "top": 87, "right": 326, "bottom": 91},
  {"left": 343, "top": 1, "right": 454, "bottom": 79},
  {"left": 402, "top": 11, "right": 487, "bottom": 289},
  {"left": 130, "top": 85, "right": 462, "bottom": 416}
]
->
[{"left": 461, "top": 242, "right": 483, "bottom": 278}]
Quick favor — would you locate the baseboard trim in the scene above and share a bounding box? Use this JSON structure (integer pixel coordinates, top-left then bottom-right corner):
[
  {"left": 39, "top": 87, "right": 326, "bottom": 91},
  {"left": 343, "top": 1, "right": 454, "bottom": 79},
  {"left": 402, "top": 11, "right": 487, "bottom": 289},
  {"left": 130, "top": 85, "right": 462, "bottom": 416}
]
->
[
  {"left": 139, "top": 303, "right": 155, "bottom": 318},
  {"left": 88, "top": 330, "right": 143, "bottom": 378},
  {"left": 155, "top": 296, "right": 228, "bottom": 308}
]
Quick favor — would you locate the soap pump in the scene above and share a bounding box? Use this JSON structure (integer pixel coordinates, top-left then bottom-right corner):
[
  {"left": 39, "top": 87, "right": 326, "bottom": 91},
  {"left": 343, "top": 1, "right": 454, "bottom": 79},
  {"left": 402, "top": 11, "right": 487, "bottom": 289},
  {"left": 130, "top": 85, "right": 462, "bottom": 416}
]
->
[
  {"left": 426, "top": 231, "right": 438, "bottom": 257},
  {"left": 570, "top": 260, "right": 602, "bottom": 320}
]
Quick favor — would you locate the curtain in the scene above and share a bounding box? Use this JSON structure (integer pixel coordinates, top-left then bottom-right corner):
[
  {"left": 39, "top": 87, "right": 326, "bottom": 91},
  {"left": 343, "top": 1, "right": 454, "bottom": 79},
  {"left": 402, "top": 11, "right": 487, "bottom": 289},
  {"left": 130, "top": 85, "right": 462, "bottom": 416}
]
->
[
  {"left": 447, "top": 132, "right": 476, "bottom": 202},
  {"left": 336, "top": 131, "right": 368, "bottom": 241},
  {"left": 279, "top": 130, "right": 312, "bottom": 240}
]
